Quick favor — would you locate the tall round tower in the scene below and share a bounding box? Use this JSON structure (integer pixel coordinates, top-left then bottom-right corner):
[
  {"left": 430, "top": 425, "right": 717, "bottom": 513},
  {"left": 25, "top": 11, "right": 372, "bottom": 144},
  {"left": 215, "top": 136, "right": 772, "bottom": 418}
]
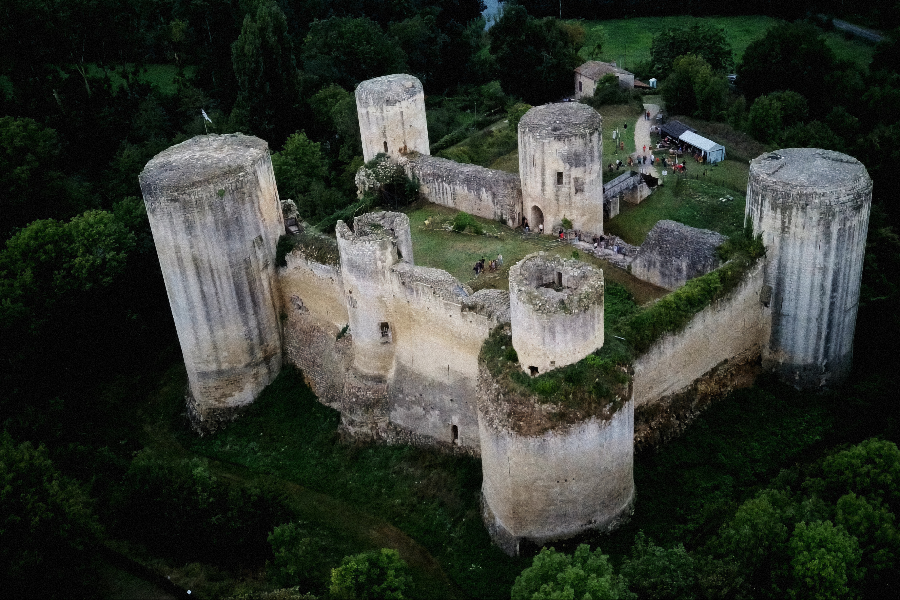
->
[
  {"left": 518, "top": 103, "right": 603, "bottom": 236},
  {"left": 139, "top": 134, "right": 285, "bottom": 431},
  {"left": 746, "top": 148, "right": 872, "bottom": 388},
  {"left": 356, "top": 74, "right": 430, "bottom": 162}
]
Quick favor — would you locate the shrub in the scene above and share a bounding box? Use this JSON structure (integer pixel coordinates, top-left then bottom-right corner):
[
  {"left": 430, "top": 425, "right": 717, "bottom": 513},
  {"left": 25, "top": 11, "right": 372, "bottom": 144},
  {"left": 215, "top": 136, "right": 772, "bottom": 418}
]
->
[
  {"left": 268, "top": 521, "right": 333, "bottom": 592},
  {"left": 561, "top": 217, "right": 573, "bottom": 229},
  {"left": 330, "top": 548, "right": 410, "bottom": 600},
  {"left": 0, "top": 432, "right": 102, "bottom": 599},
  {"left": 451, "top": 211, "right": 483, "bottom": 235},
  {"left": 511, "top": 544, "right": 634, "bottom": 600},
  {"left": 786, "top": 521, "right": 862, "bottom": 600},
  {"left": 507, "top": 102, "right": 532, "bottom": 132}
]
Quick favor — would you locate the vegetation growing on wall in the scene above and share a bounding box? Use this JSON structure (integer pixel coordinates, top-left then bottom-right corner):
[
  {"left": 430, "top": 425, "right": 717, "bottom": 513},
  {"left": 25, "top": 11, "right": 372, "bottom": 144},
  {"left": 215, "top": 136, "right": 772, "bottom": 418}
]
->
[
  {"left": 276, "top": 228, "right": 341, "bottom": 268},
  {"left": 480, "top": 282, "right": 635, "bottom": 416}
]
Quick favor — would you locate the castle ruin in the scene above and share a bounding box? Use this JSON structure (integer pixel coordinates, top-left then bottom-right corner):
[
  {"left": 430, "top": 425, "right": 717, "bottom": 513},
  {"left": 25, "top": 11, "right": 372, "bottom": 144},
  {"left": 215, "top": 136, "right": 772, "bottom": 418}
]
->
[{"left": 139, "top": 74, "right": 873, "bottom": 555}]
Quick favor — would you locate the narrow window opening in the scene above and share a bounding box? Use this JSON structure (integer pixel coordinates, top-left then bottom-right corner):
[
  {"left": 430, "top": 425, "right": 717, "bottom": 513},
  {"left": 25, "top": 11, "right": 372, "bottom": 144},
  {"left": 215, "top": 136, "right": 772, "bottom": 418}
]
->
[
  {"left": 578, "top": 81, "right": 583, "bottom": 92},
  {"left": 556, "top": 171, "right": 563, "bottom": 185},
  {"left": 451, "top": 425, "right": 459, "bottom": 444},
  {"left": 380, "top": 322, "right": 391, "bottom": 342},
  {"left": 383, "top": 140, "right": 388, "bottom": 153},
  {"left": 556, "top": 271, "right": 563, "bottom": 287},
  {"left": 529, "top": 366, "right": 539, "bottom": 377}
]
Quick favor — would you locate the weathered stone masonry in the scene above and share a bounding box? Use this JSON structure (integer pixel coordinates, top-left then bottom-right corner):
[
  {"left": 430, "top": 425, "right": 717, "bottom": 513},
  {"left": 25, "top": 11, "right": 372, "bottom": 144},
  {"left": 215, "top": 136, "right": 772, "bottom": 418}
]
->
[{"left": 141, "top": 121, "right": 871, "bottom": 554}]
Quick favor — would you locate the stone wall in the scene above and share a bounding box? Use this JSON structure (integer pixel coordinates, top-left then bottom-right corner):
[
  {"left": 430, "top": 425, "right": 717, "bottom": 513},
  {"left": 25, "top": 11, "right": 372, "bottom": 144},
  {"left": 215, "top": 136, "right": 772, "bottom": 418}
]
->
[
  {"left": 632, "top": 261, "right": 770, "bottom": 437},
  {"left": 400, "top": 153, "right": 522, "bottom": 228},
  {"left": 278, "top": 216, "right": 509, "bottom": 454},
  {"left": 630, "top": 220, "right": 727, "bottom": 291}
]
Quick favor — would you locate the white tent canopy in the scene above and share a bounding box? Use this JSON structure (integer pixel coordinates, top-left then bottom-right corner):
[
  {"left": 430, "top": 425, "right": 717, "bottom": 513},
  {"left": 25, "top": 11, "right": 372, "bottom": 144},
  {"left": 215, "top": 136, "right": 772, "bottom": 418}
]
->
[{"left": 678, "top": 131, "right": 726, "bottom": 164}]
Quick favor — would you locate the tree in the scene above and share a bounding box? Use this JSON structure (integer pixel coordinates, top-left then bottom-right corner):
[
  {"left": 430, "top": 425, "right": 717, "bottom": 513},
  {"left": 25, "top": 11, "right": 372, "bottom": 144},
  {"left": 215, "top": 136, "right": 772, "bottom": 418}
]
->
[
  {"left": 736, "top": 22, "right": 836, "bottom": 112},
  {"left": 620, "top": 533, "right": 702, "bottom": 599},
  {"left": 301, "top": 17, "right": 408, "bottom": 92},
  {"left": 660, "top": 55, "right": 712, "bottom": 117},
  {"left": 388, "top": 15, "right": 449, "bottom": 88},
  {"left": 0, "top": 117, "right": 71, "bottom": 238},
  {"left": 0, "top": 432, "right": 102, "bottom": 598},
  {"left": 272, "top": 131, "right": 354, "bottom": 222},
  {"left": 330, "top": 548, "right": 410, "bottom": 600},
  {"left": 511, "top": 544, "right": 635, "bottom": 600},
  {"left": 711, "top": 488, "right": 797, "bottom": 593},
  {"left": 489, "top": 5, "right": 582, "bottom": 104},
  {"left": 649, "top": 24, "right": 733, "bottom": 78},
  {"left": 819, "top": 438, "right": 900, "bottom": 510},
  {"left": 746, "top": 94, "right": 783, "bottom": 144},
  {"left": 786, "top": 521, "right": 862, "bottom": 600},
  {"left": 232, "top": 0, "right": 302, "bottom": 145},
  {"left": 835, "top": 493, "right": 900, "bottom": 589},
  {"left": 268, "top": 521, "right": 331, "bottom": 591},
  {"left": 308, "top": 85, "right": 363, "bottom": 164}
]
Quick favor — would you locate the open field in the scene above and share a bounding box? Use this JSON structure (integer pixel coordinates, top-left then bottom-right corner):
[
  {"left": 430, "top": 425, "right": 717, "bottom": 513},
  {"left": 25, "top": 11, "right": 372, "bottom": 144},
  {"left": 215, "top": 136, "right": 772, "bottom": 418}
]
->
[
  {"left": 579, "top": 15, "right": 875, "bottom": 72},
  {"left": 404, "top": 202, "right": 668, "bottom": 304}
]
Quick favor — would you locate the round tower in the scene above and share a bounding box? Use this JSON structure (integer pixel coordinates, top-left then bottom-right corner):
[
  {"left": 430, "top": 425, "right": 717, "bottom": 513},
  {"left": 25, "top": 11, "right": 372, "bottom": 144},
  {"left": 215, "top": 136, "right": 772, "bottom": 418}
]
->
[
  {"left": 509, "top": 253, "right": 604, "bottom": 376},
  {"left": 139, "top": 134, "right": 284, "bottom": 431},
  {"left": 746, "top": 148, "right": 872, "bottom": 388},
  {"left": 356, "top": 74, "right": 430, "bottom": 163},
  {"left": 518, "top": 103, "right": 603, "bottom": 236},
  {"left": 335, "top": 211, "right": 411, "bottom": 376}
]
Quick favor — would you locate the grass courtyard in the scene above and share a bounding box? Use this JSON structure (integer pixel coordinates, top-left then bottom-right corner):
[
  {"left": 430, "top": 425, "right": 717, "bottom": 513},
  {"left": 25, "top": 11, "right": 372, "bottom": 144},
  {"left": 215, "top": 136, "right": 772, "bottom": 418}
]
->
[
  {"left": 606, "top": 171, "right": 748, "bottom": 246},
  {"left": 403, "top": 202, "right": 668, "bottom": 305}
]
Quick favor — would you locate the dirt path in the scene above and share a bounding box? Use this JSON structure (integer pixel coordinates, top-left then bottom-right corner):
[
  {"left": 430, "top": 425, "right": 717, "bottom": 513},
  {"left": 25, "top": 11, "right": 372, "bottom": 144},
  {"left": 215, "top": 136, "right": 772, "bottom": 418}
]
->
[{"left": 634, "top": 103, "right": 660, "bottom": 177}]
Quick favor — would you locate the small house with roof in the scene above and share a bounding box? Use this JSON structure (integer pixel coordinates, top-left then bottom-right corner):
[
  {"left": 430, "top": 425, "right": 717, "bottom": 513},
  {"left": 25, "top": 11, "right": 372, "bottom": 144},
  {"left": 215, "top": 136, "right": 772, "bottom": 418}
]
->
[{"left": 574, "top": 61, "right": 635, "bottom": 98}]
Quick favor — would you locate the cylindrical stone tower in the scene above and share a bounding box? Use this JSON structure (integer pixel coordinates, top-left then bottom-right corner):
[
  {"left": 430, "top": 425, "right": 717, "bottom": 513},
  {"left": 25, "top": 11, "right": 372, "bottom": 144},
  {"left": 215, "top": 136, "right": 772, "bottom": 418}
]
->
[
  {"left": 746, "top": 148, "right": 872, "bottom": 388},
  {"left": 335, "top": 212, "right": 410, "bottom": 376},
  {"left": 139, "top": 134, "right": 285, "bottom": 431},
  {"left": 478, "top": 364, "right": 633, "bottom": 556},
  {"left": 518, "top": 103, "right": 603, "bottom": 236},
  {"left": 509, "top": 253, "right": 604, "bottom": 375},
  {"left": 356, "top": 74, "right": 430, "bottom": 162}
]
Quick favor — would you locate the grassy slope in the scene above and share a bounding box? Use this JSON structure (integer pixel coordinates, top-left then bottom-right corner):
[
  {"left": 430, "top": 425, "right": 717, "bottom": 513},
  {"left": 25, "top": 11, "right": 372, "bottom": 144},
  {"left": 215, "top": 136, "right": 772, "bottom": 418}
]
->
[
  {"left": 186, "top": 366, "right": 521, "bottom": 599},
  {"left": 600, "top": 103, "right": 643, "bottom": 161},
  {"left": 580, "top": 15, "right": 874, "bottom": 72}
]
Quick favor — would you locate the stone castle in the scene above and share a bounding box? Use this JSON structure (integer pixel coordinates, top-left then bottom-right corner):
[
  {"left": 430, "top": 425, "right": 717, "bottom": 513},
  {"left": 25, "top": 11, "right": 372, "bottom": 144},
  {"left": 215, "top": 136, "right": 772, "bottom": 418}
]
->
[{"left": 139, "top": 74, "right": 873, "bottom": 555}]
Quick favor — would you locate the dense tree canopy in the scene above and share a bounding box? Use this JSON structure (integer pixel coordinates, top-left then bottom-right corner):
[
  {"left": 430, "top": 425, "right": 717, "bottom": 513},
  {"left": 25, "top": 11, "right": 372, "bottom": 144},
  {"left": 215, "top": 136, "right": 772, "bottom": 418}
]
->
[
  {"left": 488, "top": 4, "right": 582, "bottom": 104},
  {"left": 649, "top": 23, "right": 733, "bottom": 77}
]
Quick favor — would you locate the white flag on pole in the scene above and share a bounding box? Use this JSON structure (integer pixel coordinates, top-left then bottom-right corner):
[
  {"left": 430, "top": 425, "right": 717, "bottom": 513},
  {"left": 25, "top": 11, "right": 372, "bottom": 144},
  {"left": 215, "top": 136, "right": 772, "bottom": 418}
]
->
[{"left": 201, "top": 109, "right": 212, "bottom": 123}]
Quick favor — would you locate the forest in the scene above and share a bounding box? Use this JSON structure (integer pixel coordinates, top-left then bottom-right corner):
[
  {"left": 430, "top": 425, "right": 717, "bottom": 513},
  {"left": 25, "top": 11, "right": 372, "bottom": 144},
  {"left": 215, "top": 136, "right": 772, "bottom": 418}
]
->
[{"left": 2, "top": 0, "right": 900, "bottom": 598}]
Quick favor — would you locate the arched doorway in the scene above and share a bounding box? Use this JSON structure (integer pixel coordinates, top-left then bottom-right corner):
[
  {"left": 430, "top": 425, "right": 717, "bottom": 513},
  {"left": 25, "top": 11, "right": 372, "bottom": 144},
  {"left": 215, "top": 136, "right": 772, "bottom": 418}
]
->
[{"left": 531, "top": 205, "right": 544, "bottom": 233}]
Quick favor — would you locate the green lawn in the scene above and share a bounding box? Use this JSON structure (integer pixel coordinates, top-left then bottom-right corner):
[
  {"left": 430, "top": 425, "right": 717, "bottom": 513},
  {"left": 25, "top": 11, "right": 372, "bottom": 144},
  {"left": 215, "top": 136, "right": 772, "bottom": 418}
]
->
[
  {"left": 405, "top": 202, "right": 667, "bottom": 305},
  {"left": 605, "top": 174, "right": 747, "bottom": 245},
  {"left": 579, "top": 15, "right": 874, "bottom": 71}
]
